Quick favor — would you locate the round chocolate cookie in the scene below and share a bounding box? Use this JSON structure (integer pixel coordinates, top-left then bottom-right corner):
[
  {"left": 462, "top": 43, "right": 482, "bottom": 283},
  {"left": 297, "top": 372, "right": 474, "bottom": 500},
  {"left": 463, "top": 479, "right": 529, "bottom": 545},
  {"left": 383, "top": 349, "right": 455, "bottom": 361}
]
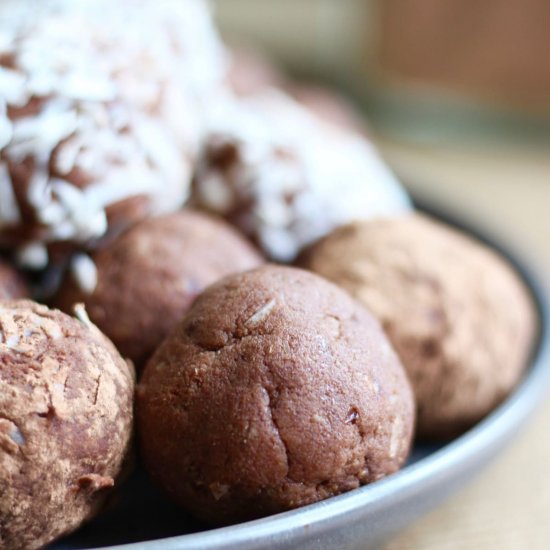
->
[
  {"left": 0, "top": 300, "right": 134, "bottom": 550},
  {"left": 55, "top": 211, "right": 264, "bottom": 369},
  {"left": 0, "top": 0, "right": 226, "bottom": 269},
  {"left": 138, "top": 265, "right": 414, "bottom": 524},
  {"left": 0, "top": 258, "right": 28, "bottom": 300},
  {"left": 192, "top": 89, "right": 411, "bottom": 262},
  {"left": 299, "top": 214, "right": 536, "bottom": 439}
]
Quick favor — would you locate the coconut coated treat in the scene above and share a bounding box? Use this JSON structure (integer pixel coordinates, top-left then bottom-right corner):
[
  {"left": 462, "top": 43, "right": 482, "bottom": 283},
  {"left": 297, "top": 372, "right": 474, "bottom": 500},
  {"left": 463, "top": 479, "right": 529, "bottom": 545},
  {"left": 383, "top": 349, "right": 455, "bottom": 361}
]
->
[
  {"left": 0, "top": 258, "right": 28, "bottom": 300},
  {"left": 138, "top": 265, "right": 414, "bottom": 524},
  {"left": 299, "top": 214, "right": 536, "bottom": 438},
  {"left": 0, "top": 300, "right": 134, "bottom": 550},
  {"left": 192, "top": 89, "right": 411, "bottom": 262},
  {"left": 55, "top": 211, "right": 264, "bottom": 369},
  {"left": 0, "top": 0, "right": 227, "bottom": 269}
]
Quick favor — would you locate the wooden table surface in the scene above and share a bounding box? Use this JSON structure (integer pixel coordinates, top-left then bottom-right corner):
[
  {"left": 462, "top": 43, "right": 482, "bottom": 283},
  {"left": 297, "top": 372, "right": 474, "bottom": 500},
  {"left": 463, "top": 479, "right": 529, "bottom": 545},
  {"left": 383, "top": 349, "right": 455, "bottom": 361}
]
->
[{"left": 378, "top": 139, "right": 550, "bottom": 550}]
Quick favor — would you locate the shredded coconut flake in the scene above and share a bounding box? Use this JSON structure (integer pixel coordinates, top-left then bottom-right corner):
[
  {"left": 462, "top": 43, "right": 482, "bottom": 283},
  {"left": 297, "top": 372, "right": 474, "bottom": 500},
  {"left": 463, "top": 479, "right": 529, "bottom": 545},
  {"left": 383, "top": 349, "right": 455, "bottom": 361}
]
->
[
  {"left": 246, "top": 299, "right": 276, "bottom": 327},
  {"left": 389, "top": 416, "right": 403, "bottom": 459},
  {"left": 0, "top": 115, "right": 13, "bottom": 149},
  {"left": 73, "top": 303, "right": 94, "bottom": 329},
  {"left": 5, "top": 334, "right": 21, "bottom": 348},
  {"left": 16, "top": 242, "right": 49, "bottom": 270},
  {"left": 71, "top": 253, "right": 98, "bottom": 294}
]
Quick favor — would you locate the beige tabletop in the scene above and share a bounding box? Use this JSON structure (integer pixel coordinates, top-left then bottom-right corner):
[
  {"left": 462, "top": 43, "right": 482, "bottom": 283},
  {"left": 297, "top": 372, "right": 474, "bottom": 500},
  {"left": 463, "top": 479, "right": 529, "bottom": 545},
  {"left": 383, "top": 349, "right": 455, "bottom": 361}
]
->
[{"left": 377, "top": 139, "right": 550, "bottom": 550}]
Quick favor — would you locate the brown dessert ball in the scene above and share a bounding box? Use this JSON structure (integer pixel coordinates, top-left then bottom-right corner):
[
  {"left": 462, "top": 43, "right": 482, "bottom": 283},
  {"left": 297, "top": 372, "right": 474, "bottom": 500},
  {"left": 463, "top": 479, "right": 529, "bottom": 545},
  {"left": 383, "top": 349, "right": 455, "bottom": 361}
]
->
[
  {"left": 0, "top": 300, "right": 134, "bottom": 550},
  {"left": 299, "top": 214, "right": 536, "bottom": 439},
  {"left": 55, "top": 211, "right": 264, "bottom": 369},
  {"left": 0, "top": 259, "right": 28, "bottom": 300},
  {"left": 138, "top": 265, "right": 414, "bottom": 525}
]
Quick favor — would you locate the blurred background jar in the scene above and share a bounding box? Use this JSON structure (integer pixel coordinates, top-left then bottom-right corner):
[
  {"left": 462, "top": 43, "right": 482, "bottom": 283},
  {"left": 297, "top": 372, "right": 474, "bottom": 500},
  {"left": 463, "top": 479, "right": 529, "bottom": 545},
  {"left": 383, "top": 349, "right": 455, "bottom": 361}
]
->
[{"left": 215, "top": 0, "right": 550, "bottom": 146}]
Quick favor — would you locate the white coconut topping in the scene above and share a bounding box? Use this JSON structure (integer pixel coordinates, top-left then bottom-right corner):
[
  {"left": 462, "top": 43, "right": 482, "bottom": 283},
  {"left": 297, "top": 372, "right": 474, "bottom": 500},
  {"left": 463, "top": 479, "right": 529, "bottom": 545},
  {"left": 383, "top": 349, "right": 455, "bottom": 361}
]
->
[
  {"left": 0, "top": 67, "right": 27, "bottom": 106},
  {"left": 73, "top": 302, "right": 95, "bottom": 329},
  {"left": 246, "top": 299, "right": 277, "bottom": 327},
  {"left": 389, "top": 416, "right": 403, "bottom": 459},
  {"left": 15, "top": 242, "right": 49, "bottom": 270},
  {"left": 70, "top": 253, "right": 98, "bottom": 295},
  {"left": 194, "top": 88, "right": 412, "bottom": 261},
  {"left": 0, "top": 0, "right": 228, "bottom": 267}
]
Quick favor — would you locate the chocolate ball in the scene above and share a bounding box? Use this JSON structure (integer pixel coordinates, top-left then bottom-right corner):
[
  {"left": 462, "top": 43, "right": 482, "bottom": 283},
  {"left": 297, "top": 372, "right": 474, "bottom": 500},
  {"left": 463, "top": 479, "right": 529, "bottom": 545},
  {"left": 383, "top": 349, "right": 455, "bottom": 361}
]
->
[
  {"left": 299, "top": 214, "right": 536, "bottom": 438},
  {"left": 0, "top": 258, "right": 28, "bottom": 300},
  {"left": 55, "top": 211, "right": 264, "bottom": 369},
  {"left": 0, "top": 300, "right": 134, "bottom": 550},
  {"left": 138, "top": 265, "right": 414, "bottom": 524}
]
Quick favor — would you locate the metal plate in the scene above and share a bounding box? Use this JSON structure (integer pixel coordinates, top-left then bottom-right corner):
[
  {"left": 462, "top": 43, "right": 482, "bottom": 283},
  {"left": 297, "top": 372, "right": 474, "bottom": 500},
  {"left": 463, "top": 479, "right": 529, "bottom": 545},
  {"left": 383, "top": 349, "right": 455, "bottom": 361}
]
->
[{"left": 51, "top": 203, "right": 550, "bottom": 550}]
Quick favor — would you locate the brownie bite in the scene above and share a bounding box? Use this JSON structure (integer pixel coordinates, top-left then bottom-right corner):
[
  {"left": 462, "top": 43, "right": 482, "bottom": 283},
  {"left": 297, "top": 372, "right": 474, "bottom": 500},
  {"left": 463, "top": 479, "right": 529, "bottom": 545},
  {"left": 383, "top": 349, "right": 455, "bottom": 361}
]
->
[
  {"left": 55, "top": 210, "right": 264, "bottom": 369},
  {"left": 138, "top": 265, "right": 414, "bottom": 524},
  {"left": 0, "top": 300, "right": 134, "bottom": 550},
  {"left": 300, "top": 214, "right": 536, "bottom": 438}
]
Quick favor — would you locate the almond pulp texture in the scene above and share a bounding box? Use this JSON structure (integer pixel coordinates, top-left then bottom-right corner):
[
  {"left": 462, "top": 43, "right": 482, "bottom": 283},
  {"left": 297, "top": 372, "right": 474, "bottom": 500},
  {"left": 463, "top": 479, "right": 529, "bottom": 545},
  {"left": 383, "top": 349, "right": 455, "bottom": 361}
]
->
[
  {"left": 299, "top": 214, "right": 536, "bottom": 439},
  {"left": 55, "top": 210, "right": 264, "bottom": 370},
  {"left": 0, "top": 300, "right": 134, "bottom": 550}
]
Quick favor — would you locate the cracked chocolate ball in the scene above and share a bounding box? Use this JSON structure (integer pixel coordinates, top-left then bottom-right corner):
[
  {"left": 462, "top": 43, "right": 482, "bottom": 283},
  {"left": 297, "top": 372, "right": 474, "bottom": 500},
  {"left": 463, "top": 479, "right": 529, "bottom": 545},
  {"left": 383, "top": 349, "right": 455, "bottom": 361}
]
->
[
  {"left": 55, "top": 210, "right": 264, "bottom": 369},
  {"left": 299, "top": 214, "right": 536, "bottom": 439},
  {"left": 137, "top": 265, "right": 414, "bottom": 525},
  {"left": 0, "top": 259, "right": 28, "bottom": 300},
  {"left": 0, "top": 300, "right": 134, "bottom": 550}
]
